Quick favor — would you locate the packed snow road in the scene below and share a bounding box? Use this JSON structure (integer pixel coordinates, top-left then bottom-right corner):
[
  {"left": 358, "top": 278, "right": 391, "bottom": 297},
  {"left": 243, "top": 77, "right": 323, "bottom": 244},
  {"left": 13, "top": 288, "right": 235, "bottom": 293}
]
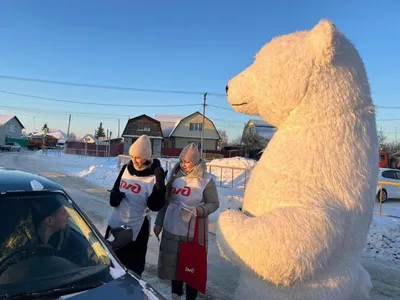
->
[{"left": 1, "top": 151, "right": 400, "bottom": 299}]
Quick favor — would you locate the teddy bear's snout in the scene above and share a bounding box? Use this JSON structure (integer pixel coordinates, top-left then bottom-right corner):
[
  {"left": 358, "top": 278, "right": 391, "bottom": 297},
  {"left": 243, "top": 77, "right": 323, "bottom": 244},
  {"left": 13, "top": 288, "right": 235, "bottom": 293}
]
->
[{"left": 225, "top": 85, "right": 229, "bottom": 95}]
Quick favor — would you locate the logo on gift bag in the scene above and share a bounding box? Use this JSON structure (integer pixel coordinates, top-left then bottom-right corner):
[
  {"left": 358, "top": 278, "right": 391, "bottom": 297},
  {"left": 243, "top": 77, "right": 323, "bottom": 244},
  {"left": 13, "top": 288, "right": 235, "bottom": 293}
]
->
[
  {"left": 172, "top": 186, "right": 191, "bottom": 196},
  {"left": 120, "top": 180, "right": 142, "bottom": 194},
  {"left": 185, "top": 267, "right": 195, "bottom": 273}
]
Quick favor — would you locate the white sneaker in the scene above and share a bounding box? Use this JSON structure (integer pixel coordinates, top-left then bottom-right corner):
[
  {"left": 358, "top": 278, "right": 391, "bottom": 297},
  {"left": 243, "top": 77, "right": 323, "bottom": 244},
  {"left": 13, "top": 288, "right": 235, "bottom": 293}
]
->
[{"left": 172, "top": 293, "right": 181, "bottom": 300}]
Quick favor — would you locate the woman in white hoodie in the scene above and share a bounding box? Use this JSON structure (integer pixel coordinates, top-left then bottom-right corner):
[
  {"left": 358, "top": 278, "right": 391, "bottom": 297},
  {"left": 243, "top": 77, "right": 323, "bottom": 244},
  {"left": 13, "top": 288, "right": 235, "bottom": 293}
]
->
[
  {"left": 107, "top": 135, "right": 167, "bottom": 277},
  {"left": 154, "top": 143, "right": 219, "bottom": 300}
]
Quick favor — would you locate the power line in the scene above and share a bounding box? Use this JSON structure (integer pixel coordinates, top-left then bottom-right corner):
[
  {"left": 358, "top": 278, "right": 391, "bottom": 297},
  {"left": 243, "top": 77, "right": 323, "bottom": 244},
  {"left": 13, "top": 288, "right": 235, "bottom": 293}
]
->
[
  {"left": 0, "top": 75, "right": 226, "bottom": 97},
  {"left": 0, "top": 105, "right": 134, "bottom": 119},
  {"left": 0, "top": 104, "right": 204, "bottom": 121},
  {"left": 376, "top": 106, "right": 400, "bottom": 109},
  {"left": 207, "top": 106, "right": 244, "bottom": 129},
  {"left": 208, "top": 104, "right": 235, "bottom": 111},
  {"left": 0, "top": 103, "right": 243, "bottom": 133},
  {"left": 1, "top": 75, "right": 400, "bottom": 108},
  {"left": 377, "top": 119, "right": 400, "bottom": 122},
  {"left": 208, "top": 103, "right": 400, "bottom": 112},
  {"left": 0, "top": 90, "right": 200, "bottom": 107}
]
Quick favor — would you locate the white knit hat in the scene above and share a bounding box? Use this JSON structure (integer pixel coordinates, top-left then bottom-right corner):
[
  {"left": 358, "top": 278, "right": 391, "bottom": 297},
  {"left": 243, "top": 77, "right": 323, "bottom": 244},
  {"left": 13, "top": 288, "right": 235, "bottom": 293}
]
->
[
  {"left": 179, "top": 143, "right": 200, "bottom": 164},
  {"left": 129, "top": 135, "right": 152, "bottom": 161}
]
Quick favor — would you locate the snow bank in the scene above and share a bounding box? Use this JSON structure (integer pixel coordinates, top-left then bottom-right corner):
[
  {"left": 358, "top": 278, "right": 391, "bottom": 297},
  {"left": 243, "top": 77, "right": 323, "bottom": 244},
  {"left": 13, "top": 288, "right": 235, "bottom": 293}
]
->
[
  {"left": 364, "top": 215, "right": 400, "bottom": 262},
  {"left": 207, "top": 157, "right": 256, "bottom": 189},
  {"left": 32, "top": 151, "right": 400, "bottom": 263},
  {"left": 209, "top": 156, "right": 257, "bottom": 169}
]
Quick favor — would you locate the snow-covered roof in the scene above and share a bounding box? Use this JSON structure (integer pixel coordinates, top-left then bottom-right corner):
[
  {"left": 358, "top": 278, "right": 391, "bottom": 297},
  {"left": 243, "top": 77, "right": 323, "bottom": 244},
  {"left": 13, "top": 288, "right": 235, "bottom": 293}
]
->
[
  {"left": 0, "top": 115, "right": 14, "bottom": 125},
  {"left": 47, "top": 129, "right": 69, "bottom": 140},
  {"left": 250, "top": 119, "right": 275, "bottom": 128},
  {"left": 82, "top": 134, "right": 97, "bottom": 141},
  {"left": 155, "top": 114, "right": 184, "bottom": 137},
  {"left": 256, "top": 127, "right": 276, "bottom": 140}
]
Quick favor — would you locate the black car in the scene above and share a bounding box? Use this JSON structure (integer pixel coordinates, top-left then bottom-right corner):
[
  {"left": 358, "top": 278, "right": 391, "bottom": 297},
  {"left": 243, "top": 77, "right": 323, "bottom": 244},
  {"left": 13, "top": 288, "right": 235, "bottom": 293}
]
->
[{"left": 0, "top": 167, "right": 164, "bottom": 300}]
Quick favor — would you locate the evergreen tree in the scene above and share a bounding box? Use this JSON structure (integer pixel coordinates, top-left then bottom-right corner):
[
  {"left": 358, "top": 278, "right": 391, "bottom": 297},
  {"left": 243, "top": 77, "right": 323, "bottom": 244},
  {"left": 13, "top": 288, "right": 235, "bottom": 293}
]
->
[
  {"left": 42, "top": 123, "right": 48, "bottom": 131},
  {"left": 95, "top": 122, "right": 106, "bottom": 139}
]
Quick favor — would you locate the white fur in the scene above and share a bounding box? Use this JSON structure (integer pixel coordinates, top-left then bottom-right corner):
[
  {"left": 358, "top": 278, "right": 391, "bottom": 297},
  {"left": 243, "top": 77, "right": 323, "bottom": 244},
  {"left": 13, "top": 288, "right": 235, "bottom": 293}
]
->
[{"left": 216, "top": 20, "right": 379, "bottom": 300}]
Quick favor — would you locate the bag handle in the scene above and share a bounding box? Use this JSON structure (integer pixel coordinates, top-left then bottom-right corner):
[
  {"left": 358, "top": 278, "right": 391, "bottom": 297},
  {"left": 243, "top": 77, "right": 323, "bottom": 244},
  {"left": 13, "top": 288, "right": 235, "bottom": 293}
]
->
[{"left": 185, "top": 209, "right": 207, "bottom": 248}]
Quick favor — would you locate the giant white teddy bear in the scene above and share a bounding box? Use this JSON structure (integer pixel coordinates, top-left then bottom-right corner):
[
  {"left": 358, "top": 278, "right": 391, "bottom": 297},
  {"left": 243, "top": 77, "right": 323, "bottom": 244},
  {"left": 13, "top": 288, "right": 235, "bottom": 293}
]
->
[{"left": 216, "top": 20, "right": 379, "bottom": 300}]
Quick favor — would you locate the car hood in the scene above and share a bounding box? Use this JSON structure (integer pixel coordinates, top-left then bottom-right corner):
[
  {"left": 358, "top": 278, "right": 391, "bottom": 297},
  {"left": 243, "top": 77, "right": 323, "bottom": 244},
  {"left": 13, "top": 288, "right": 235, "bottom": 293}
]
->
[{"left": 60, "top": 273, "right": 164, "bottom": 300}]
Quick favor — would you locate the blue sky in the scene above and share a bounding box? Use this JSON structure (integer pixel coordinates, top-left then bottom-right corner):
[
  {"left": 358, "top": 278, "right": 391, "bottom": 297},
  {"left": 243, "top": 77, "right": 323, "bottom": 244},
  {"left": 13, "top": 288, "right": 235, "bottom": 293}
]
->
[{"left": 0, "top": 0, "right": 399, "bottom": 142}]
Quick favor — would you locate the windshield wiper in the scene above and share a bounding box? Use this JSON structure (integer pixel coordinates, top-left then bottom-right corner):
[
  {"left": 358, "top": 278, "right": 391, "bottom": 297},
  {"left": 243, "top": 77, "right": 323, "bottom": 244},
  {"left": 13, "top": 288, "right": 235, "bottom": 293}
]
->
[{"left": 3, "top": 282, "right": 104, "bottom": 299}]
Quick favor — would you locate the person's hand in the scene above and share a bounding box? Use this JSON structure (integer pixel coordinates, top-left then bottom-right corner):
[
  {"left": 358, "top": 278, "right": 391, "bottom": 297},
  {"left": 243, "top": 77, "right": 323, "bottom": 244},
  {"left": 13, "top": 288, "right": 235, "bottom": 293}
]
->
[
  {"left": 153, "top": 225, "right": 162, "bottom": 238},
  {"left": 109, "top": 190, "right": 125, "bottom": 207},
  {"left": 154, "top": 167, "right": 168, "bottom": 188},
  {"left": 181, "top": 202, "right": 197, "bottom": 216}
]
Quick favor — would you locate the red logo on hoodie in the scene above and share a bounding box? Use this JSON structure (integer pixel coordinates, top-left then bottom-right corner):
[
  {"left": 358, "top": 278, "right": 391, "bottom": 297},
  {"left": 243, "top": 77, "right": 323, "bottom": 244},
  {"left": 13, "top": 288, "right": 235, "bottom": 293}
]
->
[
  {"left": 171, "top": 186, "right": 191, "bottom": 197},
  {"left": 120, "top": 180, "right": 142, "bottom": 194}
]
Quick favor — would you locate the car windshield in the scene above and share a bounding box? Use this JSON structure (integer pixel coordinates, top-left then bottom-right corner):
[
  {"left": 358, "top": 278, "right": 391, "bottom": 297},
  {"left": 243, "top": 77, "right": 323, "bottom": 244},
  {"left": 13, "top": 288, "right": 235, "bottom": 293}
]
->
[{"left": 0, "top": 191, "right": 124, "bottom": 297}]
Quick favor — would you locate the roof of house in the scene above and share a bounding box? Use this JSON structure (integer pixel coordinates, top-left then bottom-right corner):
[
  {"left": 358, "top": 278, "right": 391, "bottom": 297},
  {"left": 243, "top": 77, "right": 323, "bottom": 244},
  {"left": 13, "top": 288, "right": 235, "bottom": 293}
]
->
[
  {"left": 244, "top": 119, "right": 276, "bottom": 141},
  {"left": 49, "top": 129, "right": 68, "bottom": 140},
  {"left": 256, "top": 126, "right": 276, "bottom": 140},
  {"left": 82, "top": 134, "right": 97, "bottom": 141},
  {"left": 168, "top": 111, "right": 221, "bottom": 139},
  {"left": 249, "top": 119, "right": 275, "bottom": 128},
  {"left": 154, "top": 114, "right": 184, "bottom": 137},
  {"left": 122, "top": 114, "right": 163, "bottom": 137},
  {"left": 0, "top": 115, "right": 25, "bottom": 129}
]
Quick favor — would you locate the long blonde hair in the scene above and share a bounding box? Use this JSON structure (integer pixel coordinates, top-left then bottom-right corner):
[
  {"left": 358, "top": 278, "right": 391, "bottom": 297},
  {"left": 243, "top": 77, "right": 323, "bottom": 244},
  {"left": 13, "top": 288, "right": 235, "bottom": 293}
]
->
[{"left": 165, "top": 164, "right": 181, "bottom": 204}]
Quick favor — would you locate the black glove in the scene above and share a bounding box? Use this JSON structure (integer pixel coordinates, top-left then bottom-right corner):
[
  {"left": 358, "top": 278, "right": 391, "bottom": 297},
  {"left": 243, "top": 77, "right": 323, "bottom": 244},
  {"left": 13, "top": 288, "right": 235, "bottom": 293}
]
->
[
  {"left": 107, "top": 225, "right": 133, "bottom": 251},
  {"left": 109, "top": 190, "right": 125, "bottom": 207},
  {"left": 154, "top": 167, "right": 168, "bottom": 189}
]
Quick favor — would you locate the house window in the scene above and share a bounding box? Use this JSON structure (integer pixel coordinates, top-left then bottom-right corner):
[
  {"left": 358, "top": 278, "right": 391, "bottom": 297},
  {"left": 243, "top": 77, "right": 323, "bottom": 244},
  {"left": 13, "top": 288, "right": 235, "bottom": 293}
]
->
[
  {"left": 137, "top": 123, "right": 150, "bottom": 132},
  {"left": 8, "top": 124, "right": 16, "bottom": 133},
  {"left": 189, "top": 123, "right": 202, "bottom": 131},
  {"left": 249, "top": 126, "right": 255, "bottom": 135}
]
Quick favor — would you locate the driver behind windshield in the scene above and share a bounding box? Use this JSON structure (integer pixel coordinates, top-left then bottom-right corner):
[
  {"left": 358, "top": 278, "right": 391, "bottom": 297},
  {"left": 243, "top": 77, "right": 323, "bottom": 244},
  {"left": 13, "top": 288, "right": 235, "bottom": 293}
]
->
[
  {"left": 31, "top": 200, "right": 69, "bottom": 245},
  {"left": 0, "top": 200, "right": 68, "bottom": 260}
]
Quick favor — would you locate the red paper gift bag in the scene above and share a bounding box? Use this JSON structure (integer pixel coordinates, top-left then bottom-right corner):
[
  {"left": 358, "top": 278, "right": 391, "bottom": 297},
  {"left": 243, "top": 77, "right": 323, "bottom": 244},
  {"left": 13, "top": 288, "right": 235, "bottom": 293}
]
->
[{"left": 176, "top": 211, "right": 207, "bottom": 294}]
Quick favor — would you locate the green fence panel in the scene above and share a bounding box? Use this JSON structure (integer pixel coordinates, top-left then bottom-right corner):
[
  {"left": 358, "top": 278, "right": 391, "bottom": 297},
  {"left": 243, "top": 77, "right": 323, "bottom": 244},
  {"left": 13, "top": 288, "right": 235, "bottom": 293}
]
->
[{"left": 5, "top": 138, "right": 29, "bottom": 147}]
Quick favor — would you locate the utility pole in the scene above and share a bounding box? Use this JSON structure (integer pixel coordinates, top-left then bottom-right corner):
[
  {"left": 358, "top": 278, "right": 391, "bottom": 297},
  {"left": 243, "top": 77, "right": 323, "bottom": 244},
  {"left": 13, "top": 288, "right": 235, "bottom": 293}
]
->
[
  {"left": 67, "top": 114, "right": 71, "bottom": 137},
  {"left": 106, "top": 129, "right": 109, "bottom": 157},
  {"left": 118, "top": 119, "right": 120, "bottom": 137},
  {"left": 200, "top": 93, "right": 207, "bottom": 158},
  {"left": 109, "top": 131, "right": 112, "bottom": 158}
]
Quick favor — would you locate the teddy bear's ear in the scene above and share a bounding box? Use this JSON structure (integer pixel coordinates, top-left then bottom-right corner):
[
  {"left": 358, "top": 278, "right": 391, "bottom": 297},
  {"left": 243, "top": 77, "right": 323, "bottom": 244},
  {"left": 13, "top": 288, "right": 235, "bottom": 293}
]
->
[{"left": 309, "top": 19, "right": 339, "bottom": 65}]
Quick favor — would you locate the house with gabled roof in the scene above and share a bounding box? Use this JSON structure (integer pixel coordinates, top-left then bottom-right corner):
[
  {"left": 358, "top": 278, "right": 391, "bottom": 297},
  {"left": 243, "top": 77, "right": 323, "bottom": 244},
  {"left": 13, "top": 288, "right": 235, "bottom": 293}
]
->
[
  {"left": 121, "top": 114, "right": 163, "bottom": 156},
  {"left": 81, "top": 134, "right": 98, "bottom": 144},
  {"left": 156, "top": 111, "right": 221, "bottom": 151},
  {"left": 0, "top": 115, "right": 25, "bottom": 146},
  {"left": 242, "top": 119, "right": 277, "bottom": 148}
]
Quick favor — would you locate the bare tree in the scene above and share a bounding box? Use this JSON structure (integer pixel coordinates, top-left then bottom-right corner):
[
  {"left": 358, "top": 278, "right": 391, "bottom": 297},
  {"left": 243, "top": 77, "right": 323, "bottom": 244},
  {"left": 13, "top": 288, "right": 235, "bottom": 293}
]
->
[
  {"left": 378, "top": 128, "right": 387, "bottom": 149},
  {"left": 69, "top": 132, "right": 77, "bottom": 141},
  {"left": 218, "top": 130, "right": 229, "bottom": 149},
  {"left": 384, "top": 141, "right": 400, "bottom": 155},
  {"left": 241, "top": 132, "right": 264, "bottom": 151},
  {"left": 228, "top": 135, "right": 242, "bottom": 147}
]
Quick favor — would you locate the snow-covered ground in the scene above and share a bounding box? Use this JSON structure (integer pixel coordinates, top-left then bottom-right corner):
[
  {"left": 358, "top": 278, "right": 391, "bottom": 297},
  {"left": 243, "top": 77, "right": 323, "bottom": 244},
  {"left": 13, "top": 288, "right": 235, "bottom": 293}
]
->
[{"left": 35, "top": 150, "right": 400, "bottom": 263}]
